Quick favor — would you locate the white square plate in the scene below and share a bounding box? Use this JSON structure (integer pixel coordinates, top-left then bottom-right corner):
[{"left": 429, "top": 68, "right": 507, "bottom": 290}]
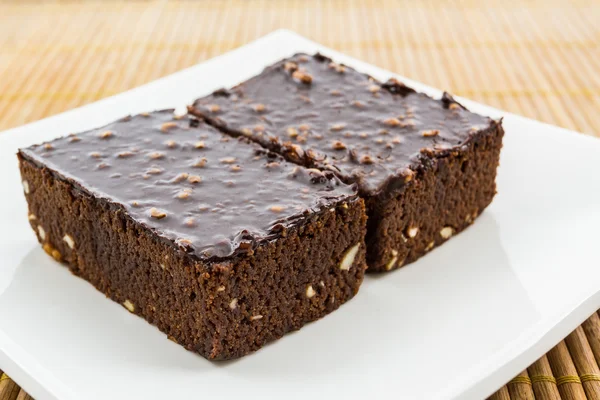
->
[{"left": 1, "top": 30, "right": 599, "bottom": 400}]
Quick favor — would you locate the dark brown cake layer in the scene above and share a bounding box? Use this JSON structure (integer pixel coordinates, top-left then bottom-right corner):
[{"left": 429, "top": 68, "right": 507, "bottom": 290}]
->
[
  {"left": 18, "top": 111, "right": 367, "bottom": 359},
  {"left": 189, "top": 53, "right": 504, "bottom": 271},
  {"left": 364, "top": 123, "right": 503, "bottom": 270}
]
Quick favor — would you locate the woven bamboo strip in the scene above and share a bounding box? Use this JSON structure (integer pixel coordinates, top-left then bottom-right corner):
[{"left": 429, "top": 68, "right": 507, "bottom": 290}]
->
[
  {"left": 425, "top": 1, "right": 474, "bottom": 97},
  {"left": 521, "top": 8, "right": 596, "bottom": 135},
  {"left": 583, "top": 313, "right": 600, "bottom": 368},
  {"left": 474, "top": 9, "right": 540, "bottom": 122},
  {"left": 39, "top": 2, "right": 115, "bottom": 119},
  {"left": 493, "top": 8, "right": 578, "bottom": 132},
  {"left": 0, "top": 4, "right": 69, "bottom": 122},
  {"left": 565, "top": 327, "right": 600, "bottom": 399},
  {"left": 0, "top": 373, "right": 20, "bottom": 400},
  {"left": 548, "top": 341, "right": 587, "bottom": 400},
  {"left": 0, "top": 0, "right": 596, "bottom": 137},
  {"left": 559, "top": 10, "right": 600, "bottom": 129},
  {"left": 508, "top": 370, "right": 536, "bottom": 400},
  {"left": 568, "top": 7, "right": 600, "bottom": 116},
  {"left": 15, "top": 391, "right": 32, "bottom": 400},
  {"left": 528, "top": 355, "right": 562, "bottom": 400},
  {"left": 488, "top": 385, "right": 511, "bottom": 400}
]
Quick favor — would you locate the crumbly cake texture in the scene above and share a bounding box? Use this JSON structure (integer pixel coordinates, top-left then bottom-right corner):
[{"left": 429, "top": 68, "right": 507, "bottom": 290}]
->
[
  {"left": 18, "top": 110, "right": 367, "bottom": 360},
  {"left": 189, "top": 53, "right": 504, "bottom": 272}
]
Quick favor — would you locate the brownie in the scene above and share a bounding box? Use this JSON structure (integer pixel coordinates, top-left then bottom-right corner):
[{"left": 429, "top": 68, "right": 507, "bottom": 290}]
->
[
  {"left": 18, "top": 110, "right": 367, "bottom": 360},
  {"left": 189, "top": 53, "right": 504, "bottom": 272}
]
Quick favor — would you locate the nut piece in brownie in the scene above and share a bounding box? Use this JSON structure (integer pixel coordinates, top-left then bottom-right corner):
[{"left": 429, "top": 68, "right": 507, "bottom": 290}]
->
[
  {"left": 18, "top": 110, "right": 367, "bottom": 360},
  {"left": 189, "top": 53, "right": 504, "bottom": 272}
]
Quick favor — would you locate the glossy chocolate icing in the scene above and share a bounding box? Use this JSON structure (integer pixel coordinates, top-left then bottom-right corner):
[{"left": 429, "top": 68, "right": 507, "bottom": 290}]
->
[
  {"left": 20, "top": 111, "right": 357, "bottom": 259},
  {"left": 191, "top": 53, "right": 495, "bottom": 195}
]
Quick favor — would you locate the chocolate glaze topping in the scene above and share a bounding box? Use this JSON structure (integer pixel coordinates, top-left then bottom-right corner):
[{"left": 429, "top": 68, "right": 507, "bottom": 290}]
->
[
  {"left": 191, "top": 53, "right": 496, "bottom": 195},
  {"left": 20, "top": 110, "right": 357, "bottom": 259}
]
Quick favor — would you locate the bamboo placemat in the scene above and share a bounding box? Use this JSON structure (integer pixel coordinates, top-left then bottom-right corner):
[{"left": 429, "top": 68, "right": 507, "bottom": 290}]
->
[{"left": 1, "top": 1, "right": 599, "bottom": 399}]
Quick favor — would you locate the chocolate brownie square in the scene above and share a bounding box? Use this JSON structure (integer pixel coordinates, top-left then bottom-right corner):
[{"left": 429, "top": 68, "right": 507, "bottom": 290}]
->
[{"left": 18, "top": 110, "right": 367, "bottom": 360}]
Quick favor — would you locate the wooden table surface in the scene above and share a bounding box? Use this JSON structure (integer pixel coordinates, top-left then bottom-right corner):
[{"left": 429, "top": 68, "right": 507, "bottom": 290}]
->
[{"left": 0, "top": 1, "right": 599, "bottom": 399}]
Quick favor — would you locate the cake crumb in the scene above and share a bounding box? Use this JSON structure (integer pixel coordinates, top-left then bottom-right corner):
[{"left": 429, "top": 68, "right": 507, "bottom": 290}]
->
[
  {"left": 123, "top": 300, "right": 135, "bottom": 312},
  {"left": 63, "top": 234, "right": 75, "bottom": 249},
  {"left": 440, "top": 226, "right": 454, "bottom": 239},
  {"left": 340, "top": 243, "right": 360, "bottom": 270},
  {"left": 38, "top": 226, "right": 46, "bottom": 241},
  {"left": 407, "top": 226, "right": 419, "bottom": 238}
]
